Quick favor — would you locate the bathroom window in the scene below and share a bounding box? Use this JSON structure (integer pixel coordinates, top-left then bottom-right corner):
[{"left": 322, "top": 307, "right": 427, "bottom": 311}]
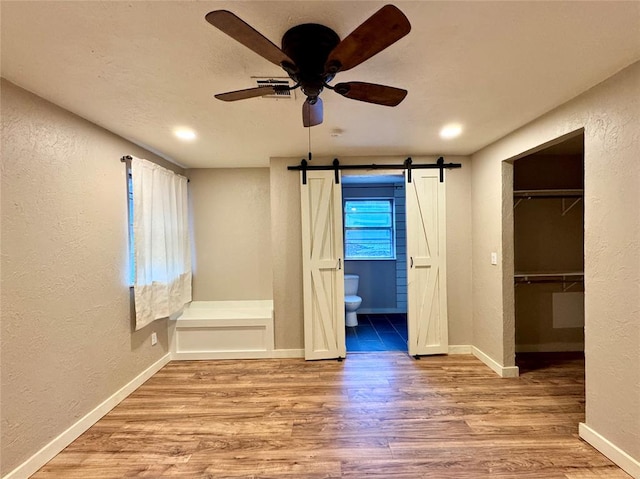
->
[{"left": 344, "top": 198, "right": 395, "bottom": 260}]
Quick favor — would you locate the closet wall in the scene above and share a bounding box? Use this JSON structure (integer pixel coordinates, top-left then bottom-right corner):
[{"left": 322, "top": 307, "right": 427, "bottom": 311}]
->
[{"left": 513, "top": 139, "right": 585, "bottom": 352}]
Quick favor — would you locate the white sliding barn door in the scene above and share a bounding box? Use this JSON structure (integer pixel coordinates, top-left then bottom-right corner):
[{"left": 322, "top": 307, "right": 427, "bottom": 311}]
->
[
  {"left": 406, "top": 170, "right": 448, "bottom": 356},
  {"left": 300, "top": 170, "right": 346, "bottom": 360}
]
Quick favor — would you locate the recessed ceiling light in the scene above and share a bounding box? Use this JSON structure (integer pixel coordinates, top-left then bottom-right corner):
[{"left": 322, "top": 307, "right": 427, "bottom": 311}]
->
[
  {"left": 174, "top": 128, "right": 196, "bottom": 141},
  {"left": 440, "top": 123, "right": 463, "bottom": 139}
]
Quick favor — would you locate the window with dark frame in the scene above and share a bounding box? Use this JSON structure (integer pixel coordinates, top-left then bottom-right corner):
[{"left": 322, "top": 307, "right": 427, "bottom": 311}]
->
[{"left": 344, "top": 198, "right": 395, "bottom": 260}]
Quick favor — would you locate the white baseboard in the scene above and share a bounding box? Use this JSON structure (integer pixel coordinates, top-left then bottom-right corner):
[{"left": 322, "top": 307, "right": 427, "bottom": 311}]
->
[
  {"left": 448, "top": 345, "right": 472, "bottom": 354},
  {"left": 579, "top": 423, "right": 640, "bottom": 479},
  {"left": 3, "top": 353, "right": 171, "bottom": 479},
  {"left": 172, "top": 348, "right": 304, "bottom": 360},
  {"left": 472, "top": 346, "right": 519, "bottom": 378}
]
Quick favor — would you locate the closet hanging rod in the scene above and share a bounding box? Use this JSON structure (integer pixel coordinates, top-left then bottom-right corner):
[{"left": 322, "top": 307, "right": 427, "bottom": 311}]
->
[
  {"left": 514, "top": 272, "right": 584, "bottom": 287},
  {"left": 513, "top": 189, "right": 583, "bottom": 198},
  {"left": 514, "top": 277, "right": 584, "bottom": 284},
  {"left": 288, "top": 157, "right": 462, "bottom": 184},
  {"left": 514, "top": 272, "right": 584, "bottom": 278},
  {"left": 515, "top": 276, "right": 583, "bottom": 291}
]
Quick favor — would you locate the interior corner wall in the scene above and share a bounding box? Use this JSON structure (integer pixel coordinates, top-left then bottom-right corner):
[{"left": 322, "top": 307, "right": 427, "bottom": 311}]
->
[
  {"left": 444, "top": 156, "right": 474, "bottom": 347},
  {"left": 269, "top": 158, "right": 304, "bottom": 350},
  {"left": 0, "top": 80, "right": 178, "bottom": 476},
  {"left": 470, "top": 61, "right": 640, "bottom": 462},
  {"left": 187, "top": 168, "right": 273, "bottom": 301},
  {"left": 269, "top": 155, "right": 473, "bottom": 350}
]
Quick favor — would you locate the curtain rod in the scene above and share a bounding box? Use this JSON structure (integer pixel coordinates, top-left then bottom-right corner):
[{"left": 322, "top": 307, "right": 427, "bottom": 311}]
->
[
  {"left": 288, "top": 157, "right": 462, "bottom": 184},
  {"left": 120, "top": 155, "right": 189, "bottom": 182}
]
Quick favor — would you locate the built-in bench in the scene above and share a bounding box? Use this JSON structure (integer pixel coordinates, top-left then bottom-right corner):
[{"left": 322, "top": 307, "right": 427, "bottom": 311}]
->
[{"left": 170, "top": 300, "right": 274, "bottom": 359}]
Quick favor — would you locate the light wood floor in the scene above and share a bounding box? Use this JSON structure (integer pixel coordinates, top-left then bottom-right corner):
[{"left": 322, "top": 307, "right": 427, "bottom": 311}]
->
[{"left": 34, "top": 353, "right": 630, "bottom": 478}]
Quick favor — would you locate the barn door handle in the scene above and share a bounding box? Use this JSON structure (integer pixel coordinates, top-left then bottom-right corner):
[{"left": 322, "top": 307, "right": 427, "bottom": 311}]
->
[
  {"left": 337, "top": 258, "right": 342, "bottom": 270},
  {"left": 410, "top": 257, "right": 414, "bottom": 268}
]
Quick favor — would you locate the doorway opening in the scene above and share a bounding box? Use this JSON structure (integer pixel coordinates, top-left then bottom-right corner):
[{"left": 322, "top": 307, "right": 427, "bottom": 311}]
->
[
  {"left": 511, "top": 132, "right": 585, "bottom": 372},
  {"left": 341, "top": 174, "right": 408, "bottom": 352}
]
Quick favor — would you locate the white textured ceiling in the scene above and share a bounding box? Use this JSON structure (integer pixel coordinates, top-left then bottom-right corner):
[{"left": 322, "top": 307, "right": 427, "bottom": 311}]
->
[{"left": 2, "top": 1, "right": 639, "bottom": 168}]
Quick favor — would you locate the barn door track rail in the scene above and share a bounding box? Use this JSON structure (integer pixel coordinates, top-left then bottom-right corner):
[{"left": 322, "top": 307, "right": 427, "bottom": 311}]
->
[{"left": 288, "top": 157, "right": 462, "bottom": 185}]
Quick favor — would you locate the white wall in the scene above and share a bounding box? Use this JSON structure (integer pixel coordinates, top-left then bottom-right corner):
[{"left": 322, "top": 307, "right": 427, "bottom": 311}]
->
[
  {"left": 0, "top": 80, "right": 181, "bottom": 475},
  {"left": 471, "top": 61, "right": 640, "bottom": 463},
  {"left": 187, "top": 168, "right": 273, "bottom": 301}
]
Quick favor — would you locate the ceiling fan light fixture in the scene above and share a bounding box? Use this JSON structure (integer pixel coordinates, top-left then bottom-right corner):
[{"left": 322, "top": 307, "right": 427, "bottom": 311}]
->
[{"left": 440, "top": 123, "right": 463, "bottom": 139}]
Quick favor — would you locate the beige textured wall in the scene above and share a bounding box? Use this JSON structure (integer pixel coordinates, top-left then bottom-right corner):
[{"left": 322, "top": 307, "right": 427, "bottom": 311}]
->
[
  {"left": 270, "top": 155, "right": 473, "bottom": 350},
  {"left": 471, "top": 62, "right": 640, "bottom": 460},
  {"left": 0, "top": 80, "right": 179, "bottom": 475},
  {"left": 188, "top": 168, "right": 273, "bottom": 301},
  {"left": 270, "top": 158, "right": 304, "bottom": 350}
]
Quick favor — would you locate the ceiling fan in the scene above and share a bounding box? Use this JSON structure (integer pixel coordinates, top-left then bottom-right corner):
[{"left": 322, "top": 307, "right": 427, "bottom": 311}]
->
[{"left": 205, "top": 5, "right": 411, "bottom": 127}]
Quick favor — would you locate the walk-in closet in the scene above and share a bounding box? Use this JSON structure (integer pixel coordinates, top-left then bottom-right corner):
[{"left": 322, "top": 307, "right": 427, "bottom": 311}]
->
[{"left": 513, "top": 134, "right": 585, "bottom": 365}]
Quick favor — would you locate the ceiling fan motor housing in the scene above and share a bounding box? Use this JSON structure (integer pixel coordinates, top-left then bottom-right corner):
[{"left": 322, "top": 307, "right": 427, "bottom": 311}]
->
[{"left": 281, "top": 23, "right": 340, "bottom": 97}]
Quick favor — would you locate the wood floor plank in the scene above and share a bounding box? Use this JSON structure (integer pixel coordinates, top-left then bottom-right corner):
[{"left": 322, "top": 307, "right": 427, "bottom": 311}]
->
[{"left": 31, "top": 353, "right": 631, "bottom": 478}]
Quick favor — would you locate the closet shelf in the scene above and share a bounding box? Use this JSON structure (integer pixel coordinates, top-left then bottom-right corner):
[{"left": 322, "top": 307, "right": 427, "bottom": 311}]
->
[
  {"left": 513, "top": 189, "right": 583, "bottom": 215},
  {"left": 514, "top": 271, "right": 584, "bottom": 290},
  {"left": 513, "top": 189, "right": 583, "bottom": 198},
  {"left": 514, "top": 271, "right": 583, "bottom": 278}
]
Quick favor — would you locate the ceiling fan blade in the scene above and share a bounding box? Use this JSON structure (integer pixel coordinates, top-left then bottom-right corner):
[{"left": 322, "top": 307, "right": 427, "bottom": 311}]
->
[
  {"left": 303, "top": 97, "right": 323, "bottom": 127},
  {"left": 215, "top": 86, "right": 277, "bottom": 102},
  {"left": 205, "top": 10, "right": 294, "bottom": 67},
  {"left": 334, "top": 82, "right": 407, "bottom": 106},
  {"left": 325, "top": 5, "right": 411, "bottom": 73}
]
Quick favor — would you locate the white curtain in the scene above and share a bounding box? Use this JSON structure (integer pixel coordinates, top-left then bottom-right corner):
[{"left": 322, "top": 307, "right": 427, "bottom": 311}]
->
[{"left": 131, "top": 157, "right": 192, "bottom": 330}]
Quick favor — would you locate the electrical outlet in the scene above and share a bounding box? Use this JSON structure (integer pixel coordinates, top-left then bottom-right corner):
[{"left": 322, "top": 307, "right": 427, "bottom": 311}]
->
[
  {"left": 151, "top": 332, "right": 158, "bottom": 346},
  {"left": 491, "top": 252, "right": 498, "bottom": 265}
]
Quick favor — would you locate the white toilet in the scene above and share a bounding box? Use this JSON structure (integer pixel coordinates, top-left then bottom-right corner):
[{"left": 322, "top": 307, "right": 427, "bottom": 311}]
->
[{"left": 344, "top": 274, "right": 362, "bottom": 327}]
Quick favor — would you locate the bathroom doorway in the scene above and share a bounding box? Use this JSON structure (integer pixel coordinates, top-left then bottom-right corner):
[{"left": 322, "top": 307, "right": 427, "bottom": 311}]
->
[{"left": 341, "top": 174, "right": 408, "bottom": 352}]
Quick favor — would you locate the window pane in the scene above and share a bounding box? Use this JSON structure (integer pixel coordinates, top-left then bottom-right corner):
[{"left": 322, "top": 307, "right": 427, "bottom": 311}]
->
[
  {"left": 345, "top": 212, "right": 392, "bottom": 227},
  {"left": 344, "top": 200, "right": 392, "bottom": 227},
  {"left": 345, "top": 229, "right": 391, "bottom": 242},
  {"left": 345, "top": 240, "right": 393, "bottom": 258},
  {"left": 345, "top": 242, "right": 393, "bottom": 258},
  {"left": 343, "top": 198, "right": 395, "bottom": 259},
  {"left": 345, "top": 200, "right": 391, "bottom": 212}
]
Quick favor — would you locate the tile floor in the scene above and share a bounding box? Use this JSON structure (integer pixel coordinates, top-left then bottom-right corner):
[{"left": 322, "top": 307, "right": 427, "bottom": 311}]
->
[{"left": 346, "top": 313, "right": 408, "bottom": 352}]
